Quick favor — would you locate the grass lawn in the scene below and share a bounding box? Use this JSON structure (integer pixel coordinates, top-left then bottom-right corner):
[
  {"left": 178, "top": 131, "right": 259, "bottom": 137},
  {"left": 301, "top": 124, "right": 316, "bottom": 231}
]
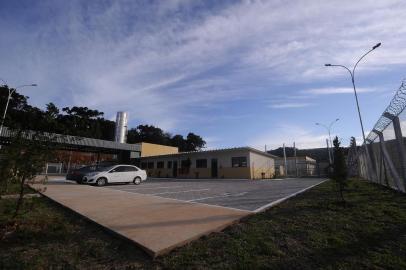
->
[
  {"left": 0, "top": 181, "right": 35, "bottom": 196},
  {"left": 1, "top": 179, "right": 406, "bottom": 269}
]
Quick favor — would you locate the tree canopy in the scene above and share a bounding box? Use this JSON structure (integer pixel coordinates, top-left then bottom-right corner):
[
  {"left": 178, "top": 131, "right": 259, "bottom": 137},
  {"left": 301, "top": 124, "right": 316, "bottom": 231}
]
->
[
  {"left": 127, "top": 126, "right": 206, "bottom": 152},
  {"left": 0, "top": 85, "right": 206, "bottom": 151}
]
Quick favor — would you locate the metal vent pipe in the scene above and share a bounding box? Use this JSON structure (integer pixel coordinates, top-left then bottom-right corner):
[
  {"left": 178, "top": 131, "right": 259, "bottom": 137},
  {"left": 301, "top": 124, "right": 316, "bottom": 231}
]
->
[{"left": 114, "top": 112, "right": 128, "bottom": 143}]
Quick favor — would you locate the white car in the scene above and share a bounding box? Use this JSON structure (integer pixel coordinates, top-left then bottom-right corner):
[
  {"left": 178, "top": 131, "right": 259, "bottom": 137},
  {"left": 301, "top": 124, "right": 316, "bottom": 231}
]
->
[{"left": 82, "top": 165, "right": 147, "bottom": 186}]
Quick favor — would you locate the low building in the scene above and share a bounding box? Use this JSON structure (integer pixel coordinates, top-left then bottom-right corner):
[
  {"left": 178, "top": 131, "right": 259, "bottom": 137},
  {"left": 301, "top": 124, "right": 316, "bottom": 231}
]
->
[
  {"left": 275, "top": 156, "right": 317, "bottom": 177},
  {"left": 140, "top": 147, "right": 277, "bottom": 179}
]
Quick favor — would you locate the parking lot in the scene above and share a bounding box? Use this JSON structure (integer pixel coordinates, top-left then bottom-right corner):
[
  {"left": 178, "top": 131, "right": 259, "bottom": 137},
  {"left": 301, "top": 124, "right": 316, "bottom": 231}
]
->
[{"left": 105, "top": 177, "right": 326, "bottom": 212}]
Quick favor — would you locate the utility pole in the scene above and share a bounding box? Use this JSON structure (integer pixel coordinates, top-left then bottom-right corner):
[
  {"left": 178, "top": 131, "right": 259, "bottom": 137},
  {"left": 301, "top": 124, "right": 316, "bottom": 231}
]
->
[
  {"left": 283, "top": 143, "right": 288, "bottom": 177},
  {"left": 0, "top": 81, "right": 37, "bottom": 137},
  {"left": 325, "top": 43, "right": 381, "bottom": 149}
]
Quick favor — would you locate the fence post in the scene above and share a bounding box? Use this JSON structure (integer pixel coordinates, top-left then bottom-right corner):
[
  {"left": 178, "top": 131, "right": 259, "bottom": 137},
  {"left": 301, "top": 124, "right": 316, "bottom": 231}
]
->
[
  {"left": 385, "top": 113, "right": 406, "bottom": 190},
  {"left": 365, "top": 139, "right": 378, "bottom": 183},
  {"left": 374, "top": 129, "right": 404, "bottom": 191}
]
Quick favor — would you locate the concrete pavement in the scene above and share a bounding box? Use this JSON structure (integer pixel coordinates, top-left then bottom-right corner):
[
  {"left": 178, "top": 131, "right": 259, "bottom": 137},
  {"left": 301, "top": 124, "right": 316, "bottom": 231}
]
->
[{"left": 33, "top": 182, "right": 250, "bottom": 257}]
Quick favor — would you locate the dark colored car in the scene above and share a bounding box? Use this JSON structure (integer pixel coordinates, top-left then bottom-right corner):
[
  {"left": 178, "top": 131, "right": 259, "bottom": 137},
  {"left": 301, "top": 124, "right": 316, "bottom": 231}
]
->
[{"left": 66, "top": 165, "right": 98, "bottom": 184}]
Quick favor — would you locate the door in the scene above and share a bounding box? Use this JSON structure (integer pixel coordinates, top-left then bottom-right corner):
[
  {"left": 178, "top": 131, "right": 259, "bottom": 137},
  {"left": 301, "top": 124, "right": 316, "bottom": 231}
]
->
[
  {"left": 124, "top": 166, "right": 138, "bottom": 182},
  {"left": 211, "top": 159, "right": 218, "bottom": 178},
  {"left": 108, "top": 166, "right": 127, "bottom": 182},
  {"left": 173, "top": 161, "right": 178, "bottom": 177}
]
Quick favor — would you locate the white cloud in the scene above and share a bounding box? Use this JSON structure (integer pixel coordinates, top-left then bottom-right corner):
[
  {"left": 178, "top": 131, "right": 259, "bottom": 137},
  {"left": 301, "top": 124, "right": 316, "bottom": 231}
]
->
[
  {"left": 247, "top": 124, "right": 334, "bottom": 150},
  {"left": 302, "top": 87, "right": 376, "bottom": 95},
  {"left": 1, "top": 0, "right": 406, "bottom": 141},
  {"left": 269, "top": 102, "right": 313, "bottom": 109}
]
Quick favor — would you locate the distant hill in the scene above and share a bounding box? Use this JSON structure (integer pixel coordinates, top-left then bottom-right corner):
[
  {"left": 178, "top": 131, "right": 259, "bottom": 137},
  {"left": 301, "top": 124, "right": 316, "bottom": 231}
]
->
[{"left": 268, "top": 147, "right": 349, "bottom": 162}]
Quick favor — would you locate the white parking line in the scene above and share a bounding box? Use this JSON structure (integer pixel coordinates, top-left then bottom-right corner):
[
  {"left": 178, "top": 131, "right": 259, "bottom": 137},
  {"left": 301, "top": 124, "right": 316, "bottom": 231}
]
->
[
  {"left": 253, "top": 179, "right": 327, "bottom": 212},
  {"left": 103, "top": 187, "right": 251, "bottom": 213},
  {"left": 117, "top": 186, "right": 184, "bottom": 190},
  {"left": 152, "top": 189, "right": 210, "bottom": 195},
  {"left": 187, "top": 192, "right": 248, "bottom": 202}
]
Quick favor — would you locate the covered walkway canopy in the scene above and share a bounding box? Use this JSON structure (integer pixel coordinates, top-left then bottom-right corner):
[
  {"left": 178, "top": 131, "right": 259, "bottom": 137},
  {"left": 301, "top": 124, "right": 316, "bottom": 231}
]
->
[{"left": 0, "top": 127, "right": 141, "bottom": 159}]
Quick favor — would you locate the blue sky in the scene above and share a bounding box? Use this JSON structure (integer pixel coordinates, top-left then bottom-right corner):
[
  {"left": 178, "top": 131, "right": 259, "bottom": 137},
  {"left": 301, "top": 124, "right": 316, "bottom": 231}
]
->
[{"left": 1, "top": 0, "right": 406, "bottom": 150}]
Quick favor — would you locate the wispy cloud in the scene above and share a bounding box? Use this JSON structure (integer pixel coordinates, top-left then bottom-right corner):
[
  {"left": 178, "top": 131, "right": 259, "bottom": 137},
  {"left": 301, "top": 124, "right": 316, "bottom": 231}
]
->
[
  {"left": 269, "top": 102, "right": 313, "bottom": 109},
  {"left": 302, "top": 87, "right": 376, "bottom": 95},
  {"left": 247, "top": 124, "right": 331, "bottom": 150},
  {"left": 1, "top": 0, "right": 405, "bottom": 147}
]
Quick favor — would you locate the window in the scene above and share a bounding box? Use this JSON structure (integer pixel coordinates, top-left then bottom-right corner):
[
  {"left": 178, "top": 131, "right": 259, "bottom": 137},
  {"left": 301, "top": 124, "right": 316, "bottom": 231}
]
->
[
  {"left": 157, "top": 161, "right": 164, "bottom": 168},
  {"left": 147, "top": 162, "right": 154, "bottom": 169},
  {"left": 125, "top": 166, "right": 138, "bottom": 171},
  {"left": 181, "top": 159, "right": 191, "bottom": 168},
  {"left": 232, "top": 157, "right": 247, "bottom": 167},
  {"left": 196, "top": 159, "right": 207, "bottom": 168},
  {"left": 167, "top": 161, "right": 172, "bottom": 169},
  {"left": 111, "top": 166, "right": 127, "bottom": 172},
  {"left": 140, "top": 162, "right": 147, "bottom": 169}
]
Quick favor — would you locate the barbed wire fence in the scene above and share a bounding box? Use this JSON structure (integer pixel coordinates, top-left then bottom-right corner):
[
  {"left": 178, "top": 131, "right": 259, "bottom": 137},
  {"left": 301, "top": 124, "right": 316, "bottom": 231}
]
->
[{"left": 350, "top": 79, "right": 406, "bottom": 192}]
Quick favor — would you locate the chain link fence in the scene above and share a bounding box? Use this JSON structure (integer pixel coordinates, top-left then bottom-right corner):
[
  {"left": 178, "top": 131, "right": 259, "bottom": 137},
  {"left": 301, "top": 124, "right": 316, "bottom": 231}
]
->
[{"left": 353, "top": 79, "right": 406, "bottom": 192}]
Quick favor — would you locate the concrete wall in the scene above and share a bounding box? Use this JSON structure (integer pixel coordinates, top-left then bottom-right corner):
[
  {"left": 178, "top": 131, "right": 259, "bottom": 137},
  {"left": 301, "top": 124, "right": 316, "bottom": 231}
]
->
[
  {"left": 249, "top": 152, "right": 275, "bottom": 179},
  {"left": 137, "top": 142, "right": 179, "bottom": 157},
  {"left": 140, "top": 148, "right": 275, "bottom": 179}
]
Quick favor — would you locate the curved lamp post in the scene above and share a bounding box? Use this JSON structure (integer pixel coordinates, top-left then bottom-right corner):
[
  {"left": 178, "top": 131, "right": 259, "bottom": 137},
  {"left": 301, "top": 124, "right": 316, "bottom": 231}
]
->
[
  {"left": 316, "top": 118, "right": 339, "bottom": 164},
  {"left": 0, "top": 81, "right": 37, "bottom": 137},
  {"left": 325, "top": 42, "right": 381, "bottom": 145}
]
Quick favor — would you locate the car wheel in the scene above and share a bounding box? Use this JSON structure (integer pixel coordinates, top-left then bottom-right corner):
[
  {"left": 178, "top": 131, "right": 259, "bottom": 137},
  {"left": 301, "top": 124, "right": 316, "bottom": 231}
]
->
[
  {"left": 133, "top": 177, "right": 141, "bottom": 185},
  {"left": 96, "top": 177, "right": 107, "bottom": 187}
]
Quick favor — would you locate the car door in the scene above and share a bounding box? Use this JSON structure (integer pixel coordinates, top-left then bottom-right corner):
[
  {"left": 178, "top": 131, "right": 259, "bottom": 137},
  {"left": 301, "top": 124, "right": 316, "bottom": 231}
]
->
[
  {"left": 108, "top": 166, "right": 127, "bottom": 183},
  {"left": 124, "top": 166, "right": 138, "bottom": 181}
]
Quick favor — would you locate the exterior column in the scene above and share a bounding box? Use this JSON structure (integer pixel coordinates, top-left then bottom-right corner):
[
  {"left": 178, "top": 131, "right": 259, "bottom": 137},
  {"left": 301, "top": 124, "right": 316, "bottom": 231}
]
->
[
  {"left": 364, "top": 135, "right": 379, "bottom": 183},
  {"left": 391, "top": 115, "right": 406, "bottom": 190},
  {"left": 375, "top": 130, "right": 404, "bottom": 191}
]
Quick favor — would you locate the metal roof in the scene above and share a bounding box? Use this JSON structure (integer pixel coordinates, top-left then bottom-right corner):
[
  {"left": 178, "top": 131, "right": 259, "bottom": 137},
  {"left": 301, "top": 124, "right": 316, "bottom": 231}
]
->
[
  {"left": 0, "top": 127, "right": 140, "bottom": 152},
  {"left": 140, "top": 146, "right": 278, "bottom": 159}
]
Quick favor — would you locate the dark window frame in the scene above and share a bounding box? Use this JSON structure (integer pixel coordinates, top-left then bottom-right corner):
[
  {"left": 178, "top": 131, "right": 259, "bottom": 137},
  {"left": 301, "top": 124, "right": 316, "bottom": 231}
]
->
[
  {"left": 147, "top": 162, "right": 154, "bottom": 169},
  {"left": 157, "top": 161, "right": 164, "bottom": 169},
  {"left": 231, "top": 156, "right": 248, "bottom": 168},
  {"left": 167, "top": 161, "right": 172, "bottom": 169},
  {"left": 125, "top": 166, "right": 138, "bottom": 171},
  {"left": 196, "top": 159, "right": 207, "bottom": 168},
  {"left": 112, "top": 166, "right": 127, "bottom": 172}
]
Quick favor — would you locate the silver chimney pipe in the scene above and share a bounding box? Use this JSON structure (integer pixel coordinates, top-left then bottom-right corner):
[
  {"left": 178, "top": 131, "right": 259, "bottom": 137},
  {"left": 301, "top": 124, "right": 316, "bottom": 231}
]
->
[{"left": 114, "top": 112, "right": 128, "bottom": 143}]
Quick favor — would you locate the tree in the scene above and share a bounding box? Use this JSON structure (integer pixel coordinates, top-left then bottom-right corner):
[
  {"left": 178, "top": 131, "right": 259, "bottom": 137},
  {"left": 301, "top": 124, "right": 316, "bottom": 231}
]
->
[
  {"left": 185, "top": 133, "right": 206, "bottom": 151},
  {"left": 170, "top": 134, "right": 186, "bottom": 151},
  {"left": 332, "top": 136, "right": 348, "bottom": 203},
  {"left": 347, "top": 136, "right": 359, "bottom": 177},
  {"left": 0, "top": 128, "right": 58, "bottom": 238},
  {"left": 127, "top": 125, "right": 171, "bottom": 145},
  {"left": 0, "top": 86, "right": 206, "bottom": 146}
]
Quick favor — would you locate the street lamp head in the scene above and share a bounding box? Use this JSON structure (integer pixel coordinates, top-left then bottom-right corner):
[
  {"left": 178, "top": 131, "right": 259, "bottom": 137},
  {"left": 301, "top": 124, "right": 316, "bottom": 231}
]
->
[
  {"left": 31, "top": 84, "right": 37, "bottom": 86},
  {"left": 315, "top": 123, "right": 320, "bottom": 125},
  {"left": 372, "top": 43, "right": 381, "bottom": 50},
  {"left": 336, "top": 118, "right": 339, "bottom": 121},
  {"left": 325, "top": 64, "right": 332, "bottom": 67}
]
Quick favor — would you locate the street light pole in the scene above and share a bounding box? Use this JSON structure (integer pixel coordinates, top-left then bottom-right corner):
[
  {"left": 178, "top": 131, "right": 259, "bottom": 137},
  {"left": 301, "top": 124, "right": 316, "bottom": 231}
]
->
[
  {"left": 0, "top": 82, "right": 37, "bottom": 137},
  {"left": 316, "top": 118, "right": 339, "bottom": 164},
  {"left": 325, "top": 42, "right": 381, "bottom": 144}
]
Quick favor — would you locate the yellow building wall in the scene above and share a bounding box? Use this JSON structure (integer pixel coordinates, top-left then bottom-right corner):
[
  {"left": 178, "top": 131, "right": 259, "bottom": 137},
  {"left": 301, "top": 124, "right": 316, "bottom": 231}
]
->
[
  {"left": 140, "top": 149, "right": 274, "bottom": 179},
  {"left": 138, "top": 142, "right": 178, "bottom": 157}
]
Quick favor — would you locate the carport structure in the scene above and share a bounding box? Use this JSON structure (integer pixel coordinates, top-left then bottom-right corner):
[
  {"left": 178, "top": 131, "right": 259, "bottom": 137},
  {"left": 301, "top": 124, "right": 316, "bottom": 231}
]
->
[{"left": 0, "top": 126, "right": 141, "bottom": 166}]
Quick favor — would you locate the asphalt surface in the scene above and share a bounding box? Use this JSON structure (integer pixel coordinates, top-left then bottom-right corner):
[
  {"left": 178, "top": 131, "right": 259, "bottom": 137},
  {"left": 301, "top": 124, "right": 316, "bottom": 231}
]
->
[{"left": 105, "top": 177, "right": 326, "bottom": 212}]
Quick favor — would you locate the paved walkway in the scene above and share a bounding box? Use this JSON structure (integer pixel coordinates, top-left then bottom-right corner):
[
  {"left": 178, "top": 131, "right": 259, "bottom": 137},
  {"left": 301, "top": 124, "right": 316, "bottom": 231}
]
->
[{"left": 33, "top": 182, "right": 250, "bottom": 257}]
